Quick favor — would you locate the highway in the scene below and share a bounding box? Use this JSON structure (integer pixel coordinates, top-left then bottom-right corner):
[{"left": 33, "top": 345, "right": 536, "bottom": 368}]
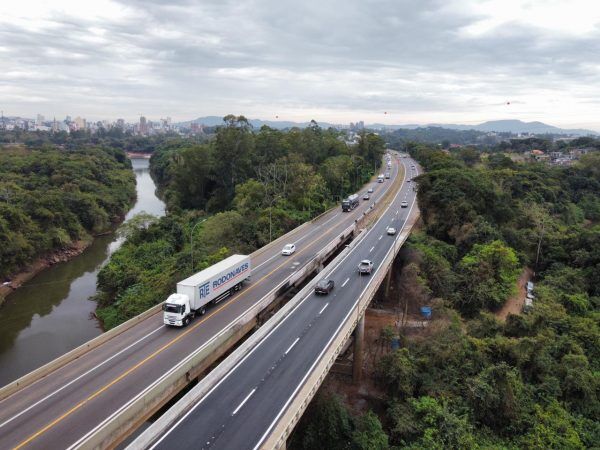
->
[
  {"left": 0, "top": 155, "right": 403, "bottom": 449},
  {"left": 145, "top": 157, "right": 420, "bottom": 450}
]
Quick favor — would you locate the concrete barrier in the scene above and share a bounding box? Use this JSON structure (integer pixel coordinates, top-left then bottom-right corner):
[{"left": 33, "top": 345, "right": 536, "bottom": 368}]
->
[
  {"left": 0, "top": 303, "right": 163, "bottom": 402},
  {"left": 127, "top": 168, "right": 409, "bottom": 450},
  {"left": 0, "top": 160, "right": 397, "bottom": 402},
  {"left": 127, "top": 225, "right": 370, "bottom": 450},
  {"left": 264, "top": 205, "right": 420, "bottom": 450},
  {"left": 0, "top": 209, "right": 336, "bottom": 402}
]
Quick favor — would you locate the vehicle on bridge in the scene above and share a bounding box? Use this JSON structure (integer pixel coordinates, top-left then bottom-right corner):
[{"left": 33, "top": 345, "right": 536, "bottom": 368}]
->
[
  {"left": 163, "top": 254, "right": 251, "bottom": 327},
  {"left": 377, "top": 174, "right": 385, "bottom": 183},
  {"left": 358, "top": 259, "right": 374, "bottom": 275},
  {"left": 282, "top": 244, "right": 296, "bottom": 255},
  {"left": 342, "top": 194, "right": 359, "bottom": 212},
  {"left": 314, "top": 279, "right": 334, "bottom": 295}
]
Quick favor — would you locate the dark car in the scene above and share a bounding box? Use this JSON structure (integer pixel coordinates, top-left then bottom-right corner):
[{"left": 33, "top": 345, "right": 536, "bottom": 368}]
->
[{"left": 315, "top": 279, "right": 335, "bottom": 295}]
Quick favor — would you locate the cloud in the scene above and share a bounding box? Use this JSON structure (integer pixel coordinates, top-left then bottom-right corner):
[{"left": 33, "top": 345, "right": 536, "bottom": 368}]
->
[{"left": 0, "top": 0, "right": 599, "bottom": 128}]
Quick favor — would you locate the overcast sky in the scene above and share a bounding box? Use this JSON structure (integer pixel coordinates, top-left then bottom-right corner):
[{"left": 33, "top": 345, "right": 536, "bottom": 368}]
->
[{"left": 1, "top": 0, "right": 599, "bottom": 128}]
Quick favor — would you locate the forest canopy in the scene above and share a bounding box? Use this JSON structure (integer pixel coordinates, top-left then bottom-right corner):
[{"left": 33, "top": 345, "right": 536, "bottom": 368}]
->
[{"left": 0, "top": 146, "right": 135, "bottom": 278}]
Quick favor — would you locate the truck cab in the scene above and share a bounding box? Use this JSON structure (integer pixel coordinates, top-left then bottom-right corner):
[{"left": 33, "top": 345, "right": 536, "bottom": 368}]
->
[{"left": 163, "top": 293, "right": 192, "bottom": 326}]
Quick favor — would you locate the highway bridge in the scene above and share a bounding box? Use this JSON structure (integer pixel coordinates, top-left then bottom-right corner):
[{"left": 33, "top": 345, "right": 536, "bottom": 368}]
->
[
  {"left": 0, "top": 153, "right": 409, "bottom": 449},
  {"left": 130, "top": 156, "right": 420, "bottom": 450}
]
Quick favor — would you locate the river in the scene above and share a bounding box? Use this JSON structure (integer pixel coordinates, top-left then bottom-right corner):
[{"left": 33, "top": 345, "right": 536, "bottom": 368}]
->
[{"left": 0, "top": 158, "right": 165, "bottom": 385}]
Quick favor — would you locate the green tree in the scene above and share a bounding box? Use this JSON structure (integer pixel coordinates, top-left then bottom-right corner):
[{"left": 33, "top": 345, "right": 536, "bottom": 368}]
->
[{"left": 457, "top": 240, "right": 520, "bottom": 313}]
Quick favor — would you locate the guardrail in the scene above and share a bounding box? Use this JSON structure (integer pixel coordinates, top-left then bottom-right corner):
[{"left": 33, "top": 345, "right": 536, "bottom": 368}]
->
[
  {"left": 0, "top": 208, "right": 338, "bottom": 402},
  {"left": 128, "top": 224, "right": 369, "bottom": 450},
  {"left": 264, "top": 202, "right": 420, "bottom": 450},
  {"left": 0, "top": 161, "right": 395, "bottom": 403},
  {"left": 76, "top": 222, "right": 361, "bottom": 449},
  {"left": 128, "top": 164, "right": 411, "bottom": 450}
]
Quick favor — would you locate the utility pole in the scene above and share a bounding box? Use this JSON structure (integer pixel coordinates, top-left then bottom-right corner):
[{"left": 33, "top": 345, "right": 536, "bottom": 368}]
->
[{"left": 190, "top": 218, "right": 207, "bottom": 272}]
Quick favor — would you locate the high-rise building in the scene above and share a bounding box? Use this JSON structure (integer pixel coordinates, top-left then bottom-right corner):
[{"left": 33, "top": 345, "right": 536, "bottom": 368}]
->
[
  {"left": 139, "top": 116, "right": 147, "bottom": 135},
  {"left": 36, "top": 114, "right": 45, "bottom": 125},
  {"left": 74, "top": 116, "right": 86, "bottom": 130}
]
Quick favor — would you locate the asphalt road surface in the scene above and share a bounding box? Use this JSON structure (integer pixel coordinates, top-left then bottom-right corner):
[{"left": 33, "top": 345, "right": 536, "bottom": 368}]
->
[
  {"left": 0, "top": 155, "right": 403, "bottom": 450},
  {"left": 148, "top": 157, "right": 420, "bottom": 450}
]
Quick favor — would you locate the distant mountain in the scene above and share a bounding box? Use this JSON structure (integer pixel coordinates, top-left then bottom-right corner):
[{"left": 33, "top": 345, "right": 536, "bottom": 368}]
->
[
  {"left": 425, "top": 120, "right": 598, "bottom": 136},
  {"left": 177, "top": 117, "right": 598, "bottom": 136}
]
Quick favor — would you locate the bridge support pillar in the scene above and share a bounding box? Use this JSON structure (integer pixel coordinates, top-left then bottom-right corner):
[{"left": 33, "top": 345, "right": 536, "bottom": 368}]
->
[
  {"left": 352, "top": 314, "right": 365, "bottom": 384},
  {"left": 384, "top": 265, "right": 393, "bottom": 298}
]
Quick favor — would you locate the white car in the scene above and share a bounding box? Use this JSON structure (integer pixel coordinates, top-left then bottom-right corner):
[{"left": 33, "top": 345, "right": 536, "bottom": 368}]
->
[
  {"left": 401, "top": 201, "right": 408, "bottom": 208},
  {"left": 368, "top": 187, "right": 374, "bottom": 193},
  {"left": 282, "top": 244, "right": 296, "bottom": 255},
  {"left": 358, "top": 260, "right": 374, "bottom": 275},
  {"left": 387, "top": 227, "right": 397, "bottom": 235}
]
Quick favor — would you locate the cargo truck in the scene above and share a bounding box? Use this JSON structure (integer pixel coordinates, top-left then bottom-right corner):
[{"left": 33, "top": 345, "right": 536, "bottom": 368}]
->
[
  {"left": 163, "top": 254, "right": 251, "bottom": 327},
  {"left": 342, "top": 194, "right": 360, "bottom": 212}
]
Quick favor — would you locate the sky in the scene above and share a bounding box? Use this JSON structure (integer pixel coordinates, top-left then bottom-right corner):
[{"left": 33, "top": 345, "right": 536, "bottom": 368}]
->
[{"left": 1, "top": 0, "right": 600, "bottom": 129}]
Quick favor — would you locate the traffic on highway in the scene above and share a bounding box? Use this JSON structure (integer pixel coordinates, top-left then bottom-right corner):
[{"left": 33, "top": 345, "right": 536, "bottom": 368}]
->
[{"left": 139, "top": 156, "right": 420, "bottom": 450}]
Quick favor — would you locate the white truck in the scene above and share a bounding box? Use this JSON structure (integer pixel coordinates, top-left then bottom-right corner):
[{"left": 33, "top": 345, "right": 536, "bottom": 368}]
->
[{"left": 162, "top": 254, "right": 251, "bottom": 327}]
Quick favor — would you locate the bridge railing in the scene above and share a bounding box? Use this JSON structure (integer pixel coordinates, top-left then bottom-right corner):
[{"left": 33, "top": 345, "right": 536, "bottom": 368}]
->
[{"left": 263, "top": 203, "right": 420, "bottom": 450}]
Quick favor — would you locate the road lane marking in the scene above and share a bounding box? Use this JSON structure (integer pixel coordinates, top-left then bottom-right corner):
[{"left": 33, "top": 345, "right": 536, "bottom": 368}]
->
[
  {"left": 369, "top": 246, "right": 375, "bottom": 253},
  {"left": 379, "top": 235, "right": 382, "bottom": 240},
  {"left": 150, "top": 163, "right": 406, "bottom": 448},
  {"left": 284, "top": 338, "right": 300, "bottom": 355},
  {"left": 13, "top": 207, "right": 357, "bottom": 450},
  {"left": 38, "top": 158, "right": 404, "bottom": 450},
  {"left": 253, "top": 157, "right": 414, "bottom": 450},
  {"left": 318, "top": 303, "right": 329, "bottom": 315},
  {"left": 0, "top": 325, "right": 164, "bottom": 430},
  {"left": 232, "top": 389, "right": 256, "bottom": 416}
]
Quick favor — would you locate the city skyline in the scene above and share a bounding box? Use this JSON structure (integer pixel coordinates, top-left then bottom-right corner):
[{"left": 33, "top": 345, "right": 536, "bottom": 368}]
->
[{"left": 1, "top": 0, "right": 600, "bottom": 129}]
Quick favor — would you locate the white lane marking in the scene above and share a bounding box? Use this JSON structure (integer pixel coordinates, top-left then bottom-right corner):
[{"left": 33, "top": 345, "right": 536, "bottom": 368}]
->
[
  {"left": 0, "top": 325, "right": 164, "bottom": 430},
  {"left": 253, "top": 159, "right": 418, "bottom": 450},
  {"left": 341, "top": 278, "right": 349, "bottom": 287},
  {"left": 369, "top": 246, "right": 375, "bottom": 253},
  {"left": 378, "top": 235, "right": 382, "bottom": 240},
  {"left": 232, "top": 388, "right": 256, "bottom": 416},
  {"left": 318, "top": 303, "right": 329, "bottom": 315},
  {"left": 284, "top": 337, "right": 300, "bottom": 355}
]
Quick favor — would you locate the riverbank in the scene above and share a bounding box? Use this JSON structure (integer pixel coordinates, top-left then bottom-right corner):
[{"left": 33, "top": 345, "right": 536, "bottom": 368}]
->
[{"left": 0, "top": 237, "right": 93, "bottom": 305}]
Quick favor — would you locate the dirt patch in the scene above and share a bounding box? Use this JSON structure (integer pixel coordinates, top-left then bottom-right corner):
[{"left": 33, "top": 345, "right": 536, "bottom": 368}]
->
[{"left": 496, "top": 267, "right": 533, "bottom": 321}]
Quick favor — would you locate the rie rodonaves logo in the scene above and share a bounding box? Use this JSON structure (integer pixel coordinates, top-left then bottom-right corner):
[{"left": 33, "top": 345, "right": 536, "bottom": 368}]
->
[
  {"left": 199, "top": 282, "right": 210, "bottom": 299},
  {"left": 212, "top": 263, "right": 250, "bottom": 291}
]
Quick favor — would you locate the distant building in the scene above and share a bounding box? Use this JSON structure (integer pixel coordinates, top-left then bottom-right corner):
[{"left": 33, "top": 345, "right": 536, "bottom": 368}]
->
[
  {"left": 139, "top": 116, "right": 148, "bottom": 135},
  {"left": 74, "top": 116, "right": 86, "bottom": 130}
]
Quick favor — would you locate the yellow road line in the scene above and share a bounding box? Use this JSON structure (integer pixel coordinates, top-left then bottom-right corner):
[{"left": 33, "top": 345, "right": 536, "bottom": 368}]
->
[{"left": 12, "top": 195, "right": 374, "bottom": 449}]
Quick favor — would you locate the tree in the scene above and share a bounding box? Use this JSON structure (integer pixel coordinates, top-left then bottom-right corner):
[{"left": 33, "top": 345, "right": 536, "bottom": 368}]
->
[
  {"left": 457, "top": 240, "right": 520, "bottom": 313},
  {"left": 351, "top": 411, "right": 389, "bottom": 450},
  {"left": 467, "top": 363, "right": 531, "bottom": 433}
]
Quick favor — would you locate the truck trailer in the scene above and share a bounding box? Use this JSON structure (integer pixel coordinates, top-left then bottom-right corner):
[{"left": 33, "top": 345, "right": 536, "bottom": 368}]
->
[
  {"left": 163, "top": 254, "right": 251, "bottom": 327},
  {"left": 342, "top": 193, "right": 359, "bottom": 212}
]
